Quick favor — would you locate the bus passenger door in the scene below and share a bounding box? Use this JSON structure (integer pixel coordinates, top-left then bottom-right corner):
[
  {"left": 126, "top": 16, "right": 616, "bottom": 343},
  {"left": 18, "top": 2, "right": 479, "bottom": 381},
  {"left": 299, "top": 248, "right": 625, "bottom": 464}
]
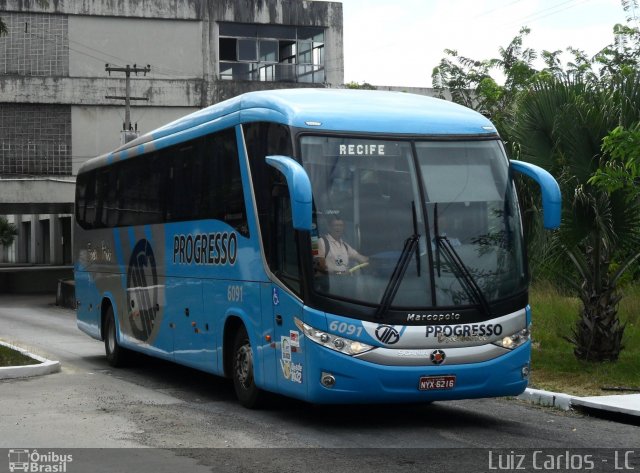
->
[{"left": 270, "top": 187, "right": 307, "bottom": 397}]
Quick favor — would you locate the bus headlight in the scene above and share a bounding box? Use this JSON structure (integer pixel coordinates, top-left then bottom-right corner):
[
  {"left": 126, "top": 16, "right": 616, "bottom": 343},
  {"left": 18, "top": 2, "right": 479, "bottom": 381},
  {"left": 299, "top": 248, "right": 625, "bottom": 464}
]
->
[
  {"left": 493, "top": 325, "right": 531, "bottom": 350},
  {"left": 294, "top": 318, "right": 374, "bottom": 356}
]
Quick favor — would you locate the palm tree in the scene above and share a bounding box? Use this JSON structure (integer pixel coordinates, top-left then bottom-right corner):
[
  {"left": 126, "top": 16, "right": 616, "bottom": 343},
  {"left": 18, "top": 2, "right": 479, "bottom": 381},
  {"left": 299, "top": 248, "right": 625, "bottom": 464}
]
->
[{"left": 512, "top": 74, "right": 640, "bottom": 362}]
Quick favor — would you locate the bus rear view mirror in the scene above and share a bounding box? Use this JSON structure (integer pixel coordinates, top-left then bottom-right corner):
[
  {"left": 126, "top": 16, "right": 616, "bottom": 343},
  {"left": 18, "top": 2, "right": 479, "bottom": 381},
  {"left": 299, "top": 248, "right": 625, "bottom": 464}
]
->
[
  {"left": 510, "top": 160, "right": 562, "bottom": 230},
  {"left": 266, "top": 155, "right": 313, "bottom": 231}
]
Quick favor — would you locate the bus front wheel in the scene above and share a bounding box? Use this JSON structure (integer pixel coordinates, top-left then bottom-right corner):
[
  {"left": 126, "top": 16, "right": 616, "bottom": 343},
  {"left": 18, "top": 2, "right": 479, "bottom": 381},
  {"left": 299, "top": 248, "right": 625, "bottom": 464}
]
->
[
  {"left": 232, "top": 326, "right": 263, "bottom": 408},
  {"left": 104, "top": 306, "right": 127, "bottom": 367}
]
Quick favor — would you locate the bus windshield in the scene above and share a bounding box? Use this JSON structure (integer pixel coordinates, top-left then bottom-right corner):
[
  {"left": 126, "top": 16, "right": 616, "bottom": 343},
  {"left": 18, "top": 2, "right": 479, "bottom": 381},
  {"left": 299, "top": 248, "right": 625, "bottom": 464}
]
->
[{"left": 300, "top": 136, "right": 526, "bottom": 311}]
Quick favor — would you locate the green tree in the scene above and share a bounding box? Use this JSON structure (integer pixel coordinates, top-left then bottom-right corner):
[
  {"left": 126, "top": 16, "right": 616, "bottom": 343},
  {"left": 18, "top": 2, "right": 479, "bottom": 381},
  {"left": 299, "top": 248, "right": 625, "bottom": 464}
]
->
[
  {"left": 431, "top": 27, "right": 538, "bottom": 143},
  {"left": 590, "top": 124, "right": 640, "bottom": 195},
  {"left": 0, "top": 217, "right": 18, "bottom": 248},
  {"left": 594, "top": 0, "right": 640, "bottom": 77},
  {"left": 432, "top": 1, "right": 640, "bottom": 362},
  {"left": 511, "top": 75, "right": 640, "bottom": 361},
  {"left": 345, "top": 81, "right": 377, "bottom": 90}
]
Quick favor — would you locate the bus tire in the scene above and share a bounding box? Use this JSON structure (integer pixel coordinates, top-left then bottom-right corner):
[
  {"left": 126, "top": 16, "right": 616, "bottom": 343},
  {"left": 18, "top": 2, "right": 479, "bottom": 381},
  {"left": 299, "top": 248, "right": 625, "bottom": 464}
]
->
[
  {"left": 104, "top": 306, "right": 127, "bottom": 367},
  {"left": 232, "top": 325, "right": 263, "bottom": 408}
]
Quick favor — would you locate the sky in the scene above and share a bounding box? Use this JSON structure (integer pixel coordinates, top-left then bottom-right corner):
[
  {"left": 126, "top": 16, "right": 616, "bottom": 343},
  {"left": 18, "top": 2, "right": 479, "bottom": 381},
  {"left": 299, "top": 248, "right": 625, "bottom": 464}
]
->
[{"left": 335, "top": 0, "right": 632, "bottom": 88}]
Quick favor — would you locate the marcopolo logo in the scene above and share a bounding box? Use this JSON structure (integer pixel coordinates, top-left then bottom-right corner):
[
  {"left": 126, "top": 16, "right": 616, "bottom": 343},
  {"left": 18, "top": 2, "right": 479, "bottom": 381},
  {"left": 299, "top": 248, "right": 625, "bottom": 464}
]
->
[
  {"left": 375, "top": 325, "right": 400, "bottom": 345},
  {"left": 126, "top": 239, "right": 158, "bottom": 342},
  {"left": 8, "top": 449, "right": 73, "bottom": 472}
]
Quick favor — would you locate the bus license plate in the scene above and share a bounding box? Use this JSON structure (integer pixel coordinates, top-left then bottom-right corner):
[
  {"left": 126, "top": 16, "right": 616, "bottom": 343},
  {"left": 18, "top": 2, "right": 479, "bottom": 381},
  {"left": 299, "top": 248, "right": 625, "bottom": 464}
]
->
[{"left": 419, "top": 375, "right": 456, "bottom": 391}]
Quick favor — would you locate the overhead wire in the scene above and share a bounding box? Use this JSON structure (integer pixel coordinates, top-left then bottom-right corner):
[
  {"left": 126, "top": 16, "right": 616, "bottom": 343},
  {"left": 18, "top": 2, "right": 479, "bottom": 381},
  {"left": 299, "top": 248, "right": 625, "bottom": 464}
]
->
[
  {"left": 501, "top": 0, "right": 595, "bottom": 28},
  {"left": 476, "top": 0, "right": 527, "bottom": 18}
]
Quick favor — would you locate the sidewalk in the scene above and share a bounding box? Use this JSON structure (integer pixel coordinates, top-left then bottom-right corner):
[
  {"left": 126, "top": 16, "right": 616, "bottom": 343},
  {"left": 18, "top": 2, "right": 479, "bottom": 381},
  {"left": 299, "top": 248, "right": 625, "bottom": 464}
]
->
[{"left": 519, "top": 388, "right": 640, "bottom": 418}]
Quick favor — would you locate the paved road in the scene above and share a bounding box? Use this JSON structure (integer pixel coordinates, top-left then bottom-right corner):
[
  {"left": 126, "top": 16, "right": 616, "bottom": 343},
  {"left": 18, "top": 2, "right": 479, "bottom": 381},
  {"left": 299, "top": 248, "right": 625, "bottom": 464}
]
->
[{"left": 0, "top": 295, "right": 638, "bottom": 473}]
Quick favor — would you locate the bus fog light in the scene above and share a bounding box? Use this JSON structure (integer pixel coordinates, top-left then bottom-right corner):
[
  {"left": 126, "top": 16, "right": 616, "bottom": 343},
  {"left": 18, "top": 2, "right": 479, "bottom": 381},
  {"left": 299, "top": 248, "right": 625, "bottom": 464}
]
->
[
  {"left": 294, "top": 318, "right": 374, "bottom": 356},
  {"left": 321, "top": 372, "right": 336, "bottom": 388},
  {"left": 522, "top": 365, "right": 530, "bottom": 379}
]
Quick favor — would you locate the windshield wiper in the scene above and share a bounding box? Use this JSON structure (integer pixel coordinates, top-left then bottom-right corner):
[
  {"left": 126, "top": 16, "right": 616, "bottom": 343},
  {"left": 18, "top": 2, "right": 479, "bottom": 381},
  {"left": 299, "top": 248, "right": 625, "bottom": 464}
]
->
[
  {"left": 375, "top": 202, "right": 421, "bottom": 320},
  {"left": 436, "top": 236, "right": 492, "bottom": 317}
]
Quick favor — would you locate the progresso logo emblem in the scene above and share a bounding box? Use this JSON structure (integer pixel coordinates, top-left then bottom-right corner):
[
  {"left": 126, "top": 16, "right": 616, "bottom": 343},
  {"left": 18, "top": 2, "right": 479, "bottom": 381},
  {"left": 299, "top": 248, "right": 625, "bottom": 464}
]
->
[
  {"left": 375, "top": 325, "right": 400, "bottom": 345},
  {"left": 126, "top": 239, "right": 158, "bottom": 342}
]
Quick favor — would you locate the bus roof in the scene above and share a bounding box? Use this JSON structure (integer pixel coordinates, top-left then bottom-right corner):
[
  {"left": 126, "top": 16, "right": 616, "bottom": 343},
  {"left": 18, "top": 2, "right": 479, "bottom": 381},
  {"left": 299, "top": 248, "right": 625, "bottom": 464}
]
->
[{"left": 80, "top": 89, "right": 498, "bottom": 173}]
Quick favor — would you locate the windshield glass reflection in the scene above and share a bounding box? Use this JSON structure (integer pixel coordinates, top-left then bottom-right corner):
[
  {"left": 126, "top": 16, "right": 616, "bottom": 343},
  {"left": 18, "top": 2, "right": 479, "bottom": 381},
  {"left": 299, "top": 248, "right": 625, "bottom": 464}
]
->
[{"left": 299, "top": 136, "right": 526, "bottom": 310}]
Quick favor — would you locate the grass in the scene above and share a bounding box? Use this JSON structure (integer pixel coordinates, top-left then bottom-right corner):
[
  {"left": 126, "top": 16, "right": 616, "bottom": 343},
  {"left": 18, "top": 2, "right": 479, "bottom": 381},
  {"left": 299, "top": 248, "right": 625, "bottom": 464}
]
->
[
  {"left": 0, "top": 344, "right": 39, "bottom": 367},
  {"left": 529, "top": 282, "right": 640, "bottom": 397}
]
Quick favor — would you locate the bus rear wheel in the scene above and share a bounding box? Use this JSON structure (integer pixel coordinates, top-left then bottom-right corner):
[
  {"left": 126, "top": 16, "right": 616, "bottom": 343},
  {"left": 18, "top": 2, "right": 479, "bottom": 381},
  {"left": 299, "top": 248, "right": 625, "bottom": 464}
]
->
[
  {"left": 232, "top": 326, "right": 263, "bottom": 408},
  {"left": 104, "top": 306, "right": 127, "bottom": 367}
]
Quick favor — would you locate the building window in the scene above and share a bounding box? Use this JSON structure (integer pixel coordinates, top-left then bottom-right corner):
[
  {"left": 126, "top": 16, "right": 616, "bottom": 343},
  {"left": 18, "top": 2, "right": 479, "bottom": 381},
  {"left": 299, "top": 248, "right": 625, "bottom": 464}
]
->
[{"left": 218, "top": 22, "right": 325, "bottom": 84}]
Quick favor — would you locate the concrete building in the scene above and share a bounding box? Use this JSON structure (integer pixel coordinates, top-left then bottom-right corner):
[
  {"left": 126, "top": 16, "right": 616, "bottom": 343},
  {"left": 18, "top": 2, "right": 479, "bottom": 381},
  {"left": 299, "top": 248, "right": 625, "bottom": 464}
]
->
[{"left": 0, "top": 0, "right": 344, "bottom": 269}]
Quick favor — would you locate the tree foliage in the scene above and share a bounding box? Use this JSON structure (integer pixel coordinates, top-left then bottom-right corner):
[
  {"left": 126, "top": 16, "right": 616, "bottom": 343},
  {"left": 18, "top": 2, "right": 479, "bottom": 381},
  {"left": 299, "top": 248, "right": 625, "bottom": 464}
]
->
[
  {"left": 432, "top": 0, "right": 640, "bottom": 361},
  {"left": 345, "top": 81, "right": 378, "bottom": 90},
  {"left": 0, "top": 217, "right": 18, "bottom": 248},
  {"left": 590, "top": 124, "right": 640, "bottom": 195},
  {"left": 512, "top": 76, "right": 640, "bottom": 361}
]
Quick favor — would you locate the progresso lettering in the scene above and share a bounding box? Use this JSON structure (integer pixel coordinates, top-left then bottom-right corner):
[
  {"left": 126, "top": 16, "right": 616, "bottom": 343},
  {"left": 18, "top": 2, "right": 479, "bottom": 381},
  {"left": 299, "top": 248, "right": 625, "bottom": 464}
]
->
[
  {"left": 425, "top": 324, "right": 503, "bottom": 338},
  {"left": 173, "top": 232, "right": 237, "bottom": 266}
]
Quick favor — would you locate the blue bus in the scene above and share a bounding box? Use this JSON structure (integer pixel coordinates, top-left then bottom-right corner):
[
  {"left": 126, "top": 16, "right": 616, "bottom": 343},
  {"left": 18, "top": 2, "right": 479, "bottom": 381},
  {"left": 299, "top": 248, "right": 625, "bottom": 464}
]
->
[{"left": 74, "top": 89, "right": 561, "bottom": 407}]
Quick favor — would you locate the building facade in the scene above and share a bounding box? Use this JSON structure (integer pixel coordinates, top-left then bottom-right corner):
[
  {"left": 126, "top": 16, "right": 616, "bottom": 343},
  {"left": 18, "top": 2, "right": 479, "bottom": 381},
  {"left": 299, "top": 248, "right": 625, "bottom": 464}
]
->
[{"left": 0, "top": 0, "right": 344, "bottom": 265}]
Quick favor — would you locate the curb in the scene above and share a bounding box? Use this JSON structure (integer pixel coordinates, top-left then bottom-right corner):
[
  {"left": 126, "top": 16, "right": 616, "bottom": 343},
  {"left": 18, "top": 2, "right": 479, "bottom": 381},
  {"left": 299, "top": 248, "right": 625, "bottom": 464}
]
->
[
  {"left": 518, "top": 388, "right": 575, "bottom": 411},
  {"left": 0, "top": 340, "right": 61, "bottom": 380}
]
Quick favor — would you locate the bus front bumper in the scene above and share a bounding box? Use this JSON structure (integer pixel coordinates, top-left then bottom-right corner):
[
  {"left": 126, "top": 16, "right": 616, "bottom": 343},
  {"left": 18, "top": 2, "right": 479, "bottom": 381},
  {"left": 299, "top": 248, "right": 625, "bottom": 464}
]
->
[{"left": 301, "top": 341, "right": 531, "bottom": 404}]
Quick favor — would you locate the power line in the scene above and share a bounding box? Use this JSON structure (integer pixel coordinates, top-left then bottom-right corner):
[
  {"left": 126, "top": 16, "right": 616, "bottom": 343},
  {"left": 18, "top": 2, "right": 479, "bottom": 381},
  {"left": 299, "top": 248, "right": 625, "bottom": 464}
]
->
[
  {"left": 502, "top": 0, "right": 594, "bottom": 28},
  {"left": 476, "top": 0, "right": 527, "bottom": 18}
]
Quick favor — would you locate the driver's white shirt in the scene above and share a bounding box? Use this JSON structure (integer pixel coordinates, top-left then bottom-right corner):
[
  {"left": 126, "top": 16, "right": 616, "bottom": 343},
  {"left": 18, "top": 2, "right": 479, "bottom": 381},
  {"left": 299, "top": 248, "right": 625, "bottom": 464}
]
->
[{"left": 318, "top": 234, "right": 363, "bottom": 273}]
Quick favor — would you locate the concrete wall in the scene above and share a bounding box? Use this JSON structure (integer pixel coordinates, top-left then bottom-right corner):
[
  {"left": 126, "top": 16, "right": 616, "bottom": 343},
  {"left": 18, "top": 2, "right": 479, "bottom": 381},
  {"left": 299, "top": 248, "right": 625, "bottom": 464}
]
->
[
  {"left": 0, "top": 180, "right": 75, "bottom": 214},
  {"left": 0, "top": 0, "right": 201, "bottom": 20},
  {"left": 69, "top": 16, "right": 203, "bottom": 79},
  {"left": 71, "top": 106, "right": 198, "bottom": 173},
  {"left": 0, "top": 77, "right": 205, "bottom": 106}
]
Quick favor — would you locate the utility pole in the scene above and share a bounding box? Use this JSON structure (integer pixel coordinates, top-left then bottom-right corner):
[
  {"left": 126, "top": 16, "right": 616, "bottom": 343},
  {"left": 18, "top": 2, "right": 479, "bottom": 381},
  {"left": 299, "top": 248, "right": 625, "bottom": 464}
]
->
[{"left": 105, "top": 64, "right": 151, "bottom": 144}]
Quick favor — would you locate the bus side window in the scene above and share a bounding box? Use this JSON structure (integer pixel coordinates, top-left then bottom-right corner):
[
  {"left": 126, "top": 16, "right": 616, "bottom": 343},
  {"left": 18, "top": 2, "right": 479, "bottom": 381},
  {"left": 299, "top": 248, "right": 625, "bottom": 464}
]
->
[
  {"left": 167, "top": 145, "right": 200, "bottom": 222},
  {"left": 83, "top": 171, "right": 97, "bottom": 229},
  {"left": 243, "top": 122, "right": 299, "bottom": 292},
  {"left": 202, "top": 128, "right": 249, "bottom": 236},
  {"left": 75, "top": 172, "right": 88, "bottom": 228},
  {"left": 119, "top": 153, "right": 165, "bottom": 226}
]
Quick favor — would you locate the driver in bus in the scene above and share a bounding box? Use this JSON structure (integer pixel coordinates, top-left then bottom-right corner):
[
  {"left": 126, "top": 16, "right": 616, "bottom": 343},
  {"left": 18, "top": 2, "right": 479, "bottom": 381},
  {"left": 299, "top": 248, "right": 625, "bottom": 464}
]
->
[{"left": 315, "top": 216, "right": 369, "bottom": 275}]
